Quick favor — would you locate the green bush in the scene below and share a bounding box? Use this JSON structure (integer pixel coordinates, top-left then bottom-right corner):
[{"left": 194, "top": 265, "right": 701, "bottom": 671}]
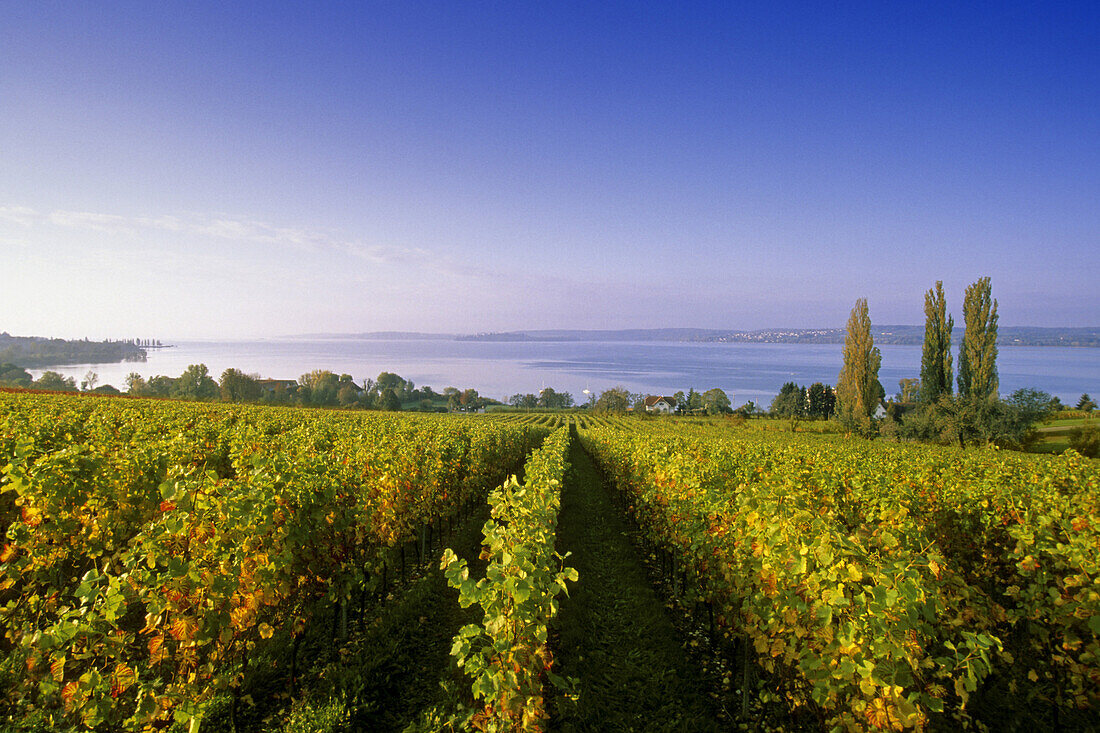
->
[
  {"left": 282, "top": 694, "right": 350, "bottom": 733},
  {"left": 1068, "top": 424, "right": 1100, "bottom": 458},
  {"left": 1054, "top": 410, "right": 1091, "bottom": 420}
]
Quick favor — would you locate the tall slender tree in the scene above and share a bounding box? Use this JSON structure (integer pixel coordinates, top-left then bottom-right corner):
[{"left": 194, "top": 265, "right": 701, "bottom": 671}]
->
[
  {"left": 836, "top": 298, "right": 884, "bottom": 434},
  {"left": 807, "top": 382, "right": 835, "bottom": 418},
  {"left": 919, "top": 281, "right": 953, "bottom": 403},
  {"left": 957, "top": 277, "right": 999, "bottom": 400}
]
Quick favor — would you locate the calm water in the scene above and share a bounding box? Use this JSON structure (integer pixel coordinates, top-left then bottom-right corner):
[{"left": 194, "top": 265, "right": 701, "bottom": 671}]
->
[{"left": 29, "top": 338, "right": 1100, "bottom": 407}]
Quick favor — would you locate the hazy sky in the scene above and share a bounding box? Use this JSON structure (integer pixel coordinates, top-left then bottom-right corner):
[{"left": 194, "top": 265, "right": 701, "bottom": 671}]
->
[{"left": 2, "top": 2, "right": 1097, "bottom": 339}]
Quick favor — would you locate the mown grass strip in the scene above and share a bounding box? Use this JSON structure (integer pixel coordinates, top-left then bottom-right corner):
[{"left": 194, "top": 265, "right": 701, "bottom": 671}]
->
[{"left": 550, "top": 439, "right": 727, "bottom": 732}]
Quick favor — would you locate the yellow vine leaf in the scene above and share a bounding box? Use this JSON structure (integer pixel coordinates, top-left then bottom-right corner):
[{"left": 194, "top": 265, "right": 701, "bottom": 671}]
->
[{"left": 50, "top": 655, "right": 65, "bottom": 682}]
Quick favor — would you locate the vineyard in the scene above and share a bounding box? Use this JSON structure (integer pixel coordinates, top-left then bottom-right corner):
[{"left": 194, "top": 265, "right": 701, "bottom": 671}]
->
[
  {"left": 581, "top": 423, "right": 1100, "bottom": 730},
  {"left": 1, "top": 392, "right": 1097, "bottom": 731},
  {"left": 0, "top": 394, "right": 547, "bottom": 731}
]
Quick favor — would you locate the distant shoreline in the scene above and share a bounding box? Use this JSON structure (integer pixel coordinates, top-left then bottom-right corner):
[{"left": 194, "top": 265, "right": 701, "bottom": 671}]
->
[
  {"left": 295, "top": 326, "right": 1100, "bottom": 348},
  {"left": 0, "top": 332, "right": 160, "bottom": 368}
]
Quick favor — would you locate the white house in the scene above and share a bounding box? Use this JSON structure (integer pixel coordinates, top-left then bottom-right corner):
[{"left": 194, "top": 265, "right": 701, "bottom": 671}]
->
[{"left": 644, "top": 395, "right": 677, "bottom": 414}]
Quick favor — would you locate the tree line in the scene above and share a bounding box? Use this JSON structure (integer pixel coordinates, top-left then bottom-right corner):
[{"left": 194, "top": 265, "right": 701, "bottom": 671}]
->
[
  {"left": 0, "top": 363, "right": 496, "bottom": 413},
  {"left": 768, "top": 382, "right": 837, "bottom": 420},
  {"left": 506, "top": 387, "right": 576, "bottom": 409},
  {"left": 834, "top": 277, "right": 1095, "bottom": 451},
  {"left": 578, "top": 386, "right": 733, "bottom": 415}
]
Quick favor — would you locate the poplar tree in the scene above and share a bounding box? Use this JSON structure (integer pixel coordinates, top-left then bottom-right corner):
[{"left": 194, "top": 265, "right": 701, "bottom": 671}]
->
[
  {"left": 919, "top": 281, "right": 953, "bottom": 403},
  {"left": 836, "top": 298, "right": 884, "bottom": 434},
  {"left": 957, "top": 277, "right": 999, "bottom": 400}
]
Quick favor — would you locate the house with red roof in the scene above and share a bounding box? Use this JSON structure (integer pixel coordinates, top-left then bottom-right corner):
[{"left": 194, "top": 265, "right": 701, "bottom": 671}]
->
[{"left": 643, "top": 395, "right": 677, "bottom": 414}]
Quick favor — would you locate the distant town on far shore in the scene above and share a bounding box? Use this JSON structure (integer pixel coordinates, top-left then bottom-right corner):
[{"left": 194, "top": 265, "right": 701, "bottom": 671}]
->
[{"left": 304, "top": 326, "right": 1100, "bottom": 348}]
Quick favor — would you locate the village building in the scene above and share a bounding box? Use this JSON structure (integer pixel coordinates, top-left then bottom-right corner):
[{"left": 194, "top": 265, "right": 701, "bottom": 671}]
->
[
  {"left": 643, "top": 395, "right": 677, "bottom": 414},
  {"left": 255, "top": 378, "right": 298, "bottom": 396}
]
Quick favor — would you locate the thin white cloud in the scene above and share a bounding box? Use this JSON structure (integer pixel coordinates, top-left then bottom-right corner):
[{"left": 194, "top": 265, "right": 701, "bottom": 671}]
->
[
  {"left": 339, "top": 241, "right": 432, "bottom": 265},
  {"left": 49, "top": 209, "right": 136, "bottom": 235},
  {"left": 0, "top": 236, "right": 32, "bottom": 249},
  {"left": 0, "top": 205, "right": 44, "bottom": 227},
  {"left": 189, "top": 217, "right": 321, "bottom": 250},
  {"left": 2, "top": 203, "right": 430, "bottom": 266},
  {"left": 133, "top": 214, "right": 185, "bottom": 232},
  {"left": 177, "top": 215, "right": 431, "bottom": 266}
]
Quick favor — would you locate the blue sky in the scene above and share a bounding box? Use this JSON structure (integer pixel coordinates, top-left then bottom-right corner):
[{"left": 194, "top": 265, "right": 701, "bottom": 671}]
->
[{"left": 2, "top": 2, "right": 1097, "bottom": 338}]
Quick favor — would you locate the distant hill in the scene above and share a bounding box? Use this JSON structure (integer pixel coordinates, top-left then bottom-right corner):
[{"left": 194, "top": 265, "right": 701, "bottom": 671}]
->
[
  {"left": 0, "top": 332, "right": 147, "bottom": 367},
  {"left": 454, "top": 326, "right": 1100, "bottom": 347},
  {"left": 293, "top": 331, "right": 456, "bottom": 340},
  {"left": 455, "top": 328, "right": 722, "bottom": 342},
  {"left": 292, "top": 326, "right": 1099, "bottom": 347}
]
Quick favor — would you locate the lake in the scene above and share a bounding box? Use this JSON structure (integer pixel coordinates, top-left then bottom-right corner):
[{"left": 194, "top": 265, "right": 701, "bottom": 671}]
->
[{"left": 26, "top": 338, "right": 1099, "bottom": 408}]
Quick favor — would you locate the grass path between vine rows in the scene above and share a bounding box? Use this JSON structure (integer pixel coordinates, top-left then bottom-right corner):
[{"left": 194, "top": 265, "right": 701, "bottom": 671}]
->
[
  {"left": 220, "top": 501, "right": 492, "bottom": 733},
  {"left": 334, "top": 510, "right": 488, "bottom": 732},
  {"left": 550, "top": 439, "right": 730, "bottom": 732}
]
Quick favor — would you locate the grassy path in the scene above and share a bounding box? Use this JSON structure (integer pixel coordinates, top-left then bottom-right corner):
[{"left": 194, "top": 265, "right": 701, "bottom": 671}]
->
[
  {"left": 325, "top": 503, "right": 502, "bottom": 732},
  {"left": 337, "top": 521, "right": 484, "bottom": 733},
  {"left": 550, "top": 439, "right": 729, "bottom": 732},
  {"left": 217, "top": 504, "right": 491, "bottom": 733}
]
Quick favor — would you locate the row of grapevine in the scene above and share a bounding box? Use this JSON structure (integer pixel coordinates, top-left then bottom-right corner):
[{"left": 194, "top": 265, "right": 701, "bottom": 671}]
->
[
  {"left": 487, "top": 414, "right": 572, "bottom": 428},
  {"left": 580, "top": 424, "right": 1099, "bottom": 730},
  {"left": 443, "top": 427, "right": 576, "bottom": 732},
  {"left": 573, "top": 415, "right": 620, "bottom": 431},
  {"left": 0, "top": 393, "right": 546, "bottom": 731},
  {"left": 484, "top": 414, "right": 530, "bottom": 425}
]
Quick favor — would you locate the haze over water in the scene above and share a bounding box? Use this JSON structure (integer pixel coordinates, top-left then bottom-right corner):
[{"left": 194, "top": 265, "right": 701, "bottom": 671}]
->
[{"left": 30, "top": 339, "right": 1099, "bottom": 408}]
